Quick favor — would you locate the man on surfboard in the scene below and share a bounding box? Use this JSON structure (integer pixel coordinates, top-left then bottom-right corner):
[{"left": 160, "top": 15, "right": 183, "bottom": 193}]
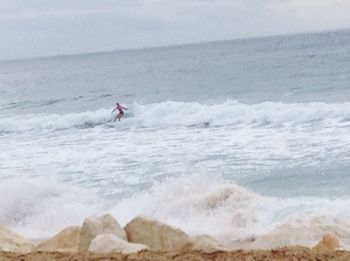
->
[{"left": 112, "top": 102, "right": 128, "bottom": 122}]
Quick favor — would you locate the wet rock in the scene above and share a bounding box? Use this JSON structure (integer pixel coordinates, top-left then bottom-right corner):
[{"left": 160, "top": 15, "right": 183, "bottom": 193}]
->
[
  {"left": 79, "top": 214, "right": 126, "bottom": 251},
  {"left": 35, "top": 226, "right": 80, "bottom": 252},
  {"left": 0, "top": 225, "right": 34, "bottom": 253},
  {"left": 188, "top": 234, "right": 225, "bottom": 253},
  {"left": 124, "top": 216, "right": 191, "bottom": 251},
  {"left": 89, "top": 233, "right": 148, "bottom": 254},
  {"left": 313, "top": 233, "right": 339, "bottom": 253}
]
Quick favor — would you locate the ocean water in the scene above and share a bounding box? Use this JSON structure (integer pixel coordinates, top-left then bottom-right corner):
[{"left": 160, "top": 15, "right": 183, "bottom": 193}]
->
[{"left": 1, "top": 29, "right": 350, "bottom": 247}]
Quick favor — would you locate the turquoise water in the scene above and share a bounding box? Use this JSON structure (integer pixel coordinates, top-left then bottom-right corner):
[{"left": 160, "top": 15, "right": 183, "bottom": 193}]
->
[{"left": 1, "top": 29, "right": 350, "bottom": 245}]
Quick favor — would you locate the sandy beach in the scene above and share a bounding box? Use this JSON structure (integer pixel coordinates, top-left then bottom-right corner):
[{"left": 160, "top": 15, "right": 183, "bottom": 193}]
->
[{"left": 2, "top": 248, "right": 350, "bottom": 261}]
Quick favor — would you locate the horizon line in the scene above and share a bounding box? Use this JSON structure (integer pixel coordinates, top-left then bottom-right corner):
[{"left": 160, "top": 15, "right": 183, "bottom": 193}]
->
[{"left": 1, "top": 26, "right": 349, "bottom": 63}]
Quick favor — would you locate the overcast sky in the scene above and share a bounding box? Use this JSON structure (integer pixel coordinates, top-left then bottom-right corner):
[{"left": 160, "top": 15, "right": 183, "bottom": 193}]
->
[{"left": 1, "top": 0, "right": 350, "bottom": 61}]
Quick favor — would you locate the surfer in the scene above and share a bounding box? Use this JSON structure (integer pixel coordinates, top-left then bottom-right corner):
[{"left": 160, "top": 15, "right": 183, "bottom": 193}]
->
[{"left": 111, "top": 102, "right": 128, "bottom": 122}]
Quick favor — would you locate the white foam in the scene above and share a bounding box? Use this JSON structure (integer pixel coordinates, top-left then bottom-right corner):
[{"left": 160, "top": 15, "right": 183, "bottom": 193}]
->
[
  {"left": 109, "top": 175, "right": 350, "bottom": 249},
  {"left": 2, "top": 100, "right": 350, "bottom": 248},
  {"left": 2, "top": 175, "right": 350, "bottom": 249},
  {"left": 0, "top": 177, "right": 106, "bottom": 238},
  {"left": 1, "top": 100, "right": 350, "bottom": 133},
  {"left": 130, "top": 100, "right": 350, "bottom": 127}
]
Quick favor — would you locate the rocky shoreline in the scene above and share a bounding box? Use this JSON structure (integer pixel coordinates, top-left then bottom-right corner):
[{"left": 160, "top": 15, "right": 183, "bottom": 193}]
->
[{"left": 0, "top": 213, "right": 348, "bottom": 260}]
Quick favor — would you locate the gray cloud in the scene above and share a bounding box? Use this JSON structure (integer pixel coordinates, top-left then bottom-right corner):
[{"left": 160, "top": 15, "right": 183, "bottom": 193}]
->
[{"left": 1, "top": 0, "right": 350, "bottom": 60}]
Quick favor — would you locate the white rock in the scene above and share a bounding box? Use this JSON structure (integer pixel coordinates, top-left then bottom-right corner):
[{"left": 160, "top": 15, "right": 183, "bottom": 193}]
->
[
  {"left": 189, "top": 235, "right": 225, "bottom": 253},
  {"left": 89, "top": 233, "right": 148, "bottom": 254},
  {"left": 124, "top": 216, "right": 191, "bottom": 251},
  {"left": 0, "top": 225, "right": 34, "bottom": 253},
  {"left": 79, "top": 214, "right": 127, "bottom": 251}
]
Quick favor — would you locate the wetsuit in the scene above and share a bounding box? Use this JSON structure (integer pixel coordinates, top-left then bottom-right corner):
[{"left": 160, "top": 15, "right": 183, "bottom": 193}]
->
[{"left": 117, "top": 105, "right": 126, "bottom": 114}]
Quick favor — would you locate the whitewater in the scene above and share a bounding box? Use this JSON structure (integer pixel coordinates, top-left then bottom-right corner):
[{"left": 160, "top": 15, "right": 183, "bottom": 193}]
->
[{"left": 1, "top": 29, "right": 350, "bottom": 248}]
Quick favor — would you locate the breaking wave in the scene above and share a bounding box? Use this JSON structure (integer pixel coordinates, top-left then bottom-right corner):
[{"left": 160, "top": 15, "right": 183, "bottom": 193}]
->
[
  {"left": 2, "top": 175, "right": 350, "bottom": 249},
  {"left": 1, "top": 100, "right": 350, "bottom": 134}
]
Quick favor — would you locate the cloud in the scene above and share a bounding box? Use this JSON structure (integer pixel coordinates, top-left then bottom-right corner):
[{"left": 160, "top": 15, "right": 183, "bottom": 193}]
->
[{"left": 0, "top": 0, "right": 349, "bottom": 60}]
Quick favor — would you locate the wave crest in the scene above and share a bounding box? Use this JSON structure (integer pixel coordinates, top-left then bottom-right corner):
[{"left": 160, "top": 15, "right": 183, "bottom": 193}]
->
[{"left": 2, "top": 100, "right": 350, "bottom": 133}]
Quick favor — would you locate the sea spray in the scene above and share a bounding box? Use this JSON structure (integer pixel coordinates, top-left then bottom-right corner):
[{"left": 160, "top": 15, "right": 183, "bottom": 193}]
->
[
  {"left": 1, "top": 174, "right": 350, "bottom": 248},
  {"left": 109, "top": 175, "right": 350, "bottom": 248},
  {"left": 2, "top": 100, "right": 350, "bottom": 133},
  {"left": 0, "top": 177, "right": 104, "bottom": 239}
]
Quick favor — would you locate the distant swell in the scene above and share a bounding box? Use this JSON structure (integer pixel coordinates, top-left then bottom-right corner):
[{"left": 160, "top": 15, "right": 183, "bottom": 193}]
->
[{"left": 2, "top": 100, "right": 350, "bottom": 134}]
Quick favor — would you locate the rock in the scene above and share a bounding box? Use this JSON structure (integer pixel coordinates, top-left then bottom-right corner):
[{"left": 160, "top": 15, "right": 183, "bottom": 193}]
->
[
  {"left": 79, "top": 214, "right": 127, "bottom": 251},
  {"left": 0, "top": 225, "right": 34, "bottom": 253},
  {"left": 124, "top": 216, "right": 192, "bottom": 251},
  {"left": 189, "top": 235, "right": 225, "bottom": 253},
  {"left": 251, "top": 233, "right": 293, "bottom": 249},
  {"left": 251, "top": 232, "right": 340, "bottom": 252},
  {"left": 250, "top": 225, "right": 314, "bottom": 250},
  {"left": 35, "top": 226, "right": 80, "bottom": 252},
  {"left": 89, "top": 233, "right": 148, "bottom": 254},
  {"left": 312, "top": 233, "right": 339, "bottom": 252}
]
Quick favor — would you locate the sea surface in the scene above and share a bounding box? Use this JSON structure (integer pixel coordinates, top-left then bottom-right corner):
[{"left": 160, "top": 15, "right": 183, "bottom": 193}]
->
[{"left": 1, "top": 29, "right": 350, "bottom": 246}]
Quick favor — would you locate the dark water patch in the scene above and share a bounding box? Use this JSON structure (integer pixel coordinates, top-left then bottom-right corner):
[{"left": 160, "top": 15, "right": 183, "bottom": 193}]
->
[
  {"left": 187, "top": 121, "right": 211, "bottom": 128},
  {"left": 0, "top": 105, "right": 16, "bottom": 111},
  {"left": 72, "top": 95, "right": 84, "bottom": 100},
  {"left": 99, "top": 94, "right": 112, "bottom": 98},
  {"left": 340, "top": 117, "right": 350, "bottom": 123},
  {"left": 288, "top": 72, "right": 317, "bottom": 79},
  {"left": 293, "top": 53, "right": 318, "bottom": 59},
  {"left": 1, "top": 99, "right": 65, "bottom": 111},
  {"left": 38, "top": 99, "right": 65, "bottom": 106},
  {"left": 89, "top": 89, "right": 106, "bottom": 93},
  {"left": 304, "top": 118, "right": 324, "bottom": 124},
  {"left": 0, "top": 100, "right": 32, "bottom": 110},
  {"left": 75, "top": 121, "right": 108, "bottom": 129},
  {"left": 0, "top": 130, "right": 13, "bottom": 135},
  {"left": 250, "top": 120, "right": 271, "bottom": 128},
  {"left": 122, "top": 93, "right": 134, "bottom": 98}
]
